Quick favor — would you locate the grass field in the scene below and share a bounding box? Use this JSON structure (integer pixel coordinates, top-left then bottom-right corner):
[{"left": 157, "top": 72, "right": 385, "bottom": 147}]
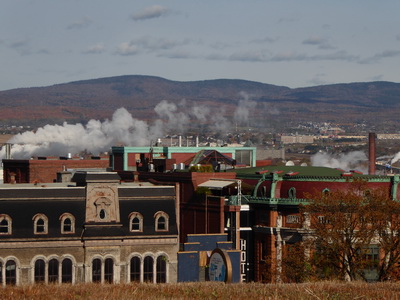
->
[{"left": 2, "top": 281, "right": 400, "bottom": 299}]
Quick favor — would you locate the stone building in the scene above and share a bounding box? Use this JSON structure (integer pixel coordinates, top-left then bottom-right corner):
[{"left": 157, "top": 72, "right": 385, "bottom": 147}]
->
[{"left": 0, "top": 171, "right": 179, "bottom": 286}]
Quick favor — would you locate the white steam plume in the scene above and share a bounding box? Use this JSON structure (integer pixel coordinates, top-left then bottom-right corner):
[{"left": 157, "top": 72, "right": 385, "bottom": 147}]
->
[
  {"left": 1, "top": 108, "right": 163, "bottom": 159},
  {"left": 391, "top": 152, "right": 400, "bottom": 164},
  {"left": 191, "top": 105, "right": 210, "bottom": 123},
  {"left": 154, "top": 100, "right": 190, "bottom": 132},
  {"left": 311, "top": 151, "right": 368, "bottom": 173},
  {"left": 0, "top": 94, "right": 261, "bottom": 160},
  {"left": 234, "top": 91, "right": 257, "bottom": 125}
]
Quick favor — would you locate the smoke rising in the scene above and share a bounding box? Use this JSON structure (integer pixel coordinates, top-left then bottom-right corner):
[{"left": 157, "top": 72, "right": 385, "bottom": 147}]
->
[
  {"left": 154, "top": 100, "right": 190, "bottom": 132},
  {"left": 0, "top": 108, "right": 164, "bottom": 159},
  {"left": 391, "top": 152, "right": 400, "bottom": 164},
  {"left": 234, "top": 91, "right": 257, "bottom": 125},
  {"left": 0, "top": 92, "right": 261, "bottom": 160},
  {"left": 311, "top": 151, "right": 368, "bottom": 173}
]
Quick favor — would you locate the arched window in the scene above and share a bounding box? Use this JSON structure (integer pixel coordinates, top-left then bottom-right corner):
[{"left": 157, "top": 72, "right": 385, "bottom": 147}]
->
[
  {"left": 33, "top": 214, "right": 48, "bottom": 235},
  {"left": 62, "top": 259, "right": 73, "bottom": 283},
  {"left": 104, "top": 258, "right": 114, "bottom": 283},
  {"left": 5, "top": 260, "right": 16, "bottom": 285},
  {"left": 34, "top": 259, "right": 45, "bottom": 283},
  {"left": 48, "top": 259, "right": 59, "bottom": 283},
  {"left": 63, "top": 218, "right": 72, "bottom": 232},
  {"left": 154, "top": 211, "right": 169, "bottom": 232},
  {"left": 94, "top": 197, "right": 112, "bottom": 222},
  {"left": 92, "top": 258, "right": 101, "bottom": 283},
  {"left": 129, "top": 212, "right": 143, "bottom": 232},
  {"left": 322, "top": 188, "right": 331, "bottom": 196},
  {"left": 36, "top": 219, "right": 45, "bottom": 232},
  {"left": 60, "top": 213, "right": 75, "bottom": 234},
  {"left": 130, "top": 256, "right": 141, "bottom": 282},
  {"left": 143, "top": 256, "right": 154, "bottom": 283},
  {"left": 0, "top": 214, "right": 12, "bottom": 235},
  {"left": 91, "top": 257, "right": 114, "bottom": 283},
  {"left": 156, "top": 256, "right": 167, "bottom": 283},
  {"left": 288, "top": 187, "right": 296, "bottom": 199}
]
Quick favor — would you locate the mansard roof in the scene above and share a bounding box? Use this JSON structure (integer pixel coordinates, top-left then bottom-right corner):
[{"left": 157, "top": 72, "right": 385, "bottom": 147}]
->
[{"left": 0, "top": 181, "right": 177, "bottom": 240}]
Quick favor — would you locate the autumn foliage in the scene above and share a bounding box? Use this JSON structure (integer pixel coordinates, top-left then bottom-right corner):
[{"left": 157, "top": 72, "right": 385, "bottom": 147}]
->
[{"left": 294, "top": 180, "right": 400, "bottom": 282}]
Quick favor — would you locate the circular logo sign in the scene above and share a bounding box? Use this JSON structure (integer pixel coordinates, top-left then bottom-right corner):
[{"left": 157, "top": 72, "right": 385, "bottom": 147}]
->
[{"left": 208, "top": 248, "right": 232, "bottom": 283}]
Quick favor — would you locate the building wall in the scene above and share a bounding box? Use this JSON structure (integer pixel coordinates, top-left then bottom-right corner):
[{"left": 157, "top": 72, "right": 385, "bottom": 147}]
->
[
  {"left": 2, "top": 158, "right": 109, "bottom": 184},
  {"left": 235, "top": 172, "right": 400, "bottom": 282},
  {"left": 0, "top": 173, "right": 179, "bottom": 286},
  {"left": 112, "top": 146, "right": 257, "bottom": 170},
  {"left": 279, "top": 135, "right": 314, "bottom": 144}
]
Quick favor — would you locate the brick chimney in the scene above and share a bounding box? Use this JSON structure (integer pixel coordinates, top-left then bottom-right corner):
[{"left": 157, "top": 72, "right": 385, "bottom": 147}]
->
[{"left": 368, "top": 132, "right": 376, "bottom": 175}]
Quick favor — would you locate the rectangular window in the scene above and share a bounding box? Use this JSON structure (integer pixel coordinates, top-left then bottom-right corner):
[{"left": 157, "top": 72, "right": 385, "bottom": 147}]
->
[
  {"left": 317, "top": 215, "right": 330, "bottom": 224},
  {"left": 286, "top": 215, "right": 300, "bottom": 224}
]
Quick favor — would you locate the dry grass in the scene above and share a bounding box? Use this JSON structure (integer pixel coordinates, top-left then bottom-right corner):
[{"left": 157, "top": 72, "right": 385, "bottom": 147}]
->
[{"left": 2, "top": 281, "right": 400, "bottom": 300}]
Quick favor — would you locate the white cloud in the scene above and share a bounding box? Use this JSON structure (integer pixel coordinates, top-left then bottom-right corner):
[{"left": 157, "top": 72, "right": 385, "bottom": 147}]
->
[
  {"left": 308, "top": 74, "right": 329, "bottom": 86},
  {"left": 115, "top": 42, "right": 140, "bottom": 56},
  {"left": 370, "top": 74, "right": 384, "bottom": 81},
  {"left": 270, "top": 50, "right": 358, "bottom": 63},
  {"left": 83, "top": 44, "right": 105, "bottom": 54},
  {"left": 302, "top": 36, "right": 334, "bottom": 50},
  {"left": 160, "top": 51, "right": 195, "bottom": 59},
  {"left": 67, "top": 16, "right": 92, "bottom": 30},
  {"left": 8, "top": 39, "right": 33, "bottom": 55},
  {"left": 229, "top": 51, "right": 267, "bottom": 62},
  {"left": 359, "top": 50, "right": 400, "bottom": 64},
  {"left": 115, "top": 37, "right": 189, "bottom": 56},
  {"left": 251, "top": 36, "right": 279, "bottom": 44},
  {"left": 131, "top": 5, "right": 169, "bottom": 21}
]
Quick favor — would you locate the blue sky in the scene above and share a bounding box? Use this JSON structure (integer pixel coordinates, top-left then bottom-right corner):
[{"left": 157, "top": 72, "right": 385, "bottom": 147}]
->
[{"left": 1, "top": 1, "right": 400, "bottom": 90}]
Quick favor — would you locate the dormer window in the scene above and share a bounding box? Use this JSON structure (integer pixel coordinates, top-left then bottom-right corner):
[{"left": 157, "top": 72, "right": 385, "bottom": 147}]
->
[
  {"left": 60, "top": 213, "right": 75, "bottom": 234},
  {"left": 99, "top": 209, "right": 106, "bottom": 220},
  {"left": 154, "top": 211, "right": 169, "bottom": 232},
  {"left": 157, "top": 216, "right": 166, "bottom": 230},
  {"left": 63, "top": 218, "right": 72, "bottom": 231},
  {"left": 322, "top": 188, "right": 331, "bottom": 196},
  {"left": 129, "top": 212, "right": 143, "bottom": 232},
  {"left": 288, "top": 187, "right": 296, "bottom": 199},
  {"left": 36, "top": 219, "right": 45, "bottom": 233},
  {"left": 33, "top": 214, "right": 48, "bottom": 234},
  {"left": 0, "top": 214, "right": 12, "bottom": 235},
  {"left": 94, "top": 197, "right": 112, "bottom": 222}
]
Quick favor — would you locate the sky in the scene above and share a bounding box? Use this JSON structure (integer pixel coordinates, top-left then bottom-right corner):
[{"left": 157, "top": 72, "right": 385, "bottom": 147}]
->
[{"left": 1, "top": 1, "right": 400, "bottom": 91}]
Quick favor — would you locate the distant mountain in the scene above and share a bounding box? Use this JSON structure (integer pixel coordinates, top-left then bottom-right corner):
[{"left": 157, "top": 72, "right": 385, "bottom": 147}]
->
[{"left": 0, "top": 75, "right": 399, "bottom": 130}]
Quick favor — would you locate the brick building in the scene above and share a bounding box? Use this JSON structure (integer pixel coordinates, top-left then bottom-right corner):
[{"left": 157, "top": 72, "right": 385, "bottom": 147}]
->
[{"left": 2, "top": 156, "right": 109, "bottom": 184}]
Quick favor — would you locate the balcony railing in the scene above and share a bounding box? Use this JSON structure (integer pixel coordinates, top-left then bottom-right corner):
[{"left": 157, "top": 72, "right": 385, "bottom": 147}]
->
[{"left": 227, "top": 195, "right": 309, "bottom": 206}]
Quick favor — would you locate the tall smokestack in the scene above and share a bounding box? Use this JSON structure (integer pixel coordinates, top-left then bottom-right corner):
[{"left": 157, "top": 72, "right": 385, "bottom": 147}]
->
[
  {"left": 369, "top": 132, "right": 376, "bottom": 175},
  {"left": 5, "top": 143, "right": 11, "bottom": 159}
]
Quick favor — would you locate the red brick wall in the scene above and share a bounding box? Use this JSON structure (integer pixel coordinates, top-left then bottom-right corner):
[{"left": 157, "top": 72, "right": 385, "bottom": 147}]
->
[
  {"left": 113, "top": 153, "right": 124, "bottom": 170},
  {"left": 280, "top": 180, "right": 391, "bottom": 199},
  {"left": 171, "top": 153, "right": 195, "bottom": 164},
  {"left": 3, "top": 159, "right": 109, "bottom": 183},
  {"left": 30, "top": 159, "right": 109, "bottom": 183}
]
